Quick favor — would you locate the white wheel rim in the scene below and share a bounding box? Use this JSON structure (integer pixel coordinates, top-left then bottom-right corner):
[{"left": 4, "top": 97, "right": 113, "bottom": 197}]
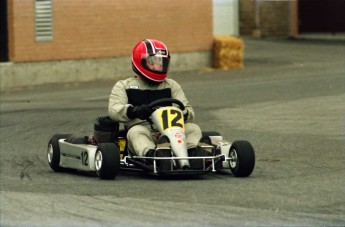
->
[
  {"left": 47, "top": 144, "right": 53, "bottom": 163},
  {"left": 95, "top": 151, "right": 103, "bottom": 171},
  {"left": 229, "top": 149, "right": 238, "bottom": 169}
]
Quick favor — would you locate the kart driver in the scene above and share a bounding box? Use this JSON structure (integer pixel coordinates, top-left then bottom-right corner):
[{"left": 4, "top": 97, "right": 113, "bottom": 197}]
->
[{"left": 108, "top": 39, "right": 209, "bottom": 170}]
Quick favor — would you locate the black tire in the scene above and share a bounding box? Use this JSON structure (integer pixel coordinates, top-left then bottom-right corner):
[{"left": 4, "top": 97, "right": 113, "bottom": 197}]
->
[
  {"left": 94, "top": 143, "right": 120, "bottom": 180},
  {"left": 228, "top": 140, "right": 255, "bottom": 177},
  {"left": 47, "top": 134, "right": 72, "bottom": 172},
  {"left": 200, "top": 131, "right": 221, "bottom": 144}
]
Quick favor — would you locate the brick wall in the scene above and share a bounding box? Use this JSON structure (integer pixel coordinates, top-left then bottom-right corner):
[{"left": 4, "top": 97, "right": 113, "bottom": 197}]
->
[
  {"left": 239, "top": 0, "right": 291, "bottom": 37},
  {"left": 8, "top": 0, "right": 213, "bottom": 62},
  {"left": 239, "top": 0, "right": 255, "bottom": 36},
  {"left": 259, "top": 1, "right": 290, "bottom": 37}
]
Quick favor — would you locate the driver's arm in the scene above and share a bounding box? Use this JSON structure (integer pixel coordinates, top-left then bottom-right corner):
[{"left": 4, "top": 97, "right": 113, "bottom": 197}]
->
[
  {"left": 169, "top": 80, "right": 195, "bottom": 122},
  {"left": 108, "top": 80, "right": 133, "bottom": 122}
]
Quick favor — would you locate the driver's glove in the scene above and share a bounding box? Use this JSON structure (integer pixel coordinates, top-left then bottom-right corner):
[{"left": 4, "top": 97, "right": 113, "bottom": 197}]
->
[{"left": 127, "top": 104, "right": 151, "bottom": 120}]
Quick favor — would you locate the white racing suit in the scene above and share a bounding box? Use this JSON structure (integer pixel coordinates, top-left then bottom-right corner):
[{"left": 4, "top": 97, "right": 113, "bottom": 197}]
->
[{"left": 108, "top": 77, "right": 202, "bottom": 156}]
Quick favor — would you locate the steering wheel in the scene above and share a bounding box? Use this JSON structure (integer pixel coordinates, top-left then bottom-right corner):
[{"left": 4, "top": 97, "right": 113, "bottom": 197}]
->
[{"left": 148, "top": 98, "right": 185, "bottom": 111}]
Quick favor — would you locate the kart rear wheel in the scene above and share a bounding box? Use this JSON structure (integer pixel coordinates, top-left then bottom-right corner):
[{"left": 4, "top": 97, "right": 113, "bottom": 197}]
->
[
  {"left": 47, "top": 134, "right": 72, "bottom": 172},
  {"left": 95, "top": 143, "right": 120, "bottom": 180},
  {"left": 228, "top": 140, "right": 255, "bottom": 177}
]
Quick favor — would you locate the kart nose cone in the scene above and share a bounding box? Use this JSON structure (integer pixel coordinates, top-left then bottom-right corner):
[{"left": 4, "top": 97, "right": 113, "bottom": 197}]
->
[{"left": 178, "top": 159, "right": 190, "bottom": 169}]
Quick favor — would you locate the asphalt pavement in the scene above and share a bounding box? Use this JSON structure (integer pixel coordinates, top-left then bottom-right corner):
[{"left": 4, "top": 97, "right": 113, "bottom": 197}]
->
[{"left": 0, "top": 37, "right": 344, "bottom": 226}]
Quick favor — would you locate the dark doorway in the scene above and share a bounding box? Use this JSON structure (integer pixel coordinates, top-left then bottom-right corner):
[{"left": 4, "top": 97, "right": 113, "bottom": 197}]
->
[
  {"left": 298, "top": 0, "right": 345, "bottom": 33},
  {"left": 0, "top": 0, "right": 9, "bottom": 62}
]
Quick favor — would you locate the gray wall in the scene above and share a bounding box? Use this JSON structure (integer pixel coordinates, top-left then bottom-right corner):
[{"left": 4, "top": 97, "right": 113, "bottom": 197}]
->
[{"left": 0, "top": 51, "right": 211, "bottom": 91}]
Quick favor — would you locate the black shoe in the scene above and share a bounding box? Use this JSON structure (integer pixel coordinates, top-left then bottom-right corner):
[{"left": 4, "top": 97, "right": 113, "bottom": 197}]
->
[
  {"left": 145, "top": 149, "right": 156, "bottom": 164},
  {"left": 188, "top": 146, "right": 210, "bottom": 170},
  {"left": 155, "top": 149, "right": 172, "bottom": 171},
  {"left": 155, "top": 136, "right": 172, "bottom": 171}
]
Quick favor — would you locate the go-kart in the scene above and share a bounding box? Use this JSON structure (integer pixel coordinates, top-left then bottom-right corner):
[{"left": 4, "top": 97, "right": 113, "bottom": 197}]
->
[{"left": 47, "top": 98, "right": 255, "bottom": 179}]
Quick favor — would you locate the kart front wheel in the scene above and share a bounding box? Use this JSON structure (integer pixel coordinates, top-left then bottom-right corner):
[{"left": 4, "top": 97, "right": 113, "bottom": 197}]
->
[
  {"left": 228, "top": 140, "right": 255, "bottom": 177},
  {"left": 95, "top": 143, "right": 120, "bottom": 180},
  {"left": 47, "top": 134, "right": 72, "bottom": 172}
]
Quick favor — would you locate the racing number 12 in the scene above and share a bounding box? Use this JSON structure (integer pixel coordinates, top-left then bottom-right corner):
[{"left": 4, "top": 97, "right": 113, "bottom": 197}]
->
[
  {"left": 161, "top": 109, "right": 183, "bottom": 130},
  {"left": 81, "top": 151, "right": 88, "bottom": 166}
]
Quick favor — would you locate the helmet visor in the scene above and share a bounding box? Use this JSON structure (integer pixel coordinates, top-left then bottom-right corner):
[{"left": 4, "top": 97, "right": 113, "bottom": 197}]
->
[{"left": 142, "top": 55, "right": 169, "bottom": 74}]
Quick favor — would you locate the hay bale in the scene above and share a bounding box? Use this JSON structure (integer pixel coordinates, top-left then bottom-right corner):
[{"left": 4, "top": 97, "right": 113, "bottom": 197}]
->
[{"left": 213, "top": 36, "right": 244, "bottom": 69}]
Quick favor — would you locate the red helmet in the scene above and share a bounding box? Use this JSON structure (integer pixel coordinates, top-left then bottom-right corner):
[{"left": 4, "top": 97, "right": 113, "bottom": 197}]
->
[{"left": 132, "top": 39, "right": 170, "bottom": 82}]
